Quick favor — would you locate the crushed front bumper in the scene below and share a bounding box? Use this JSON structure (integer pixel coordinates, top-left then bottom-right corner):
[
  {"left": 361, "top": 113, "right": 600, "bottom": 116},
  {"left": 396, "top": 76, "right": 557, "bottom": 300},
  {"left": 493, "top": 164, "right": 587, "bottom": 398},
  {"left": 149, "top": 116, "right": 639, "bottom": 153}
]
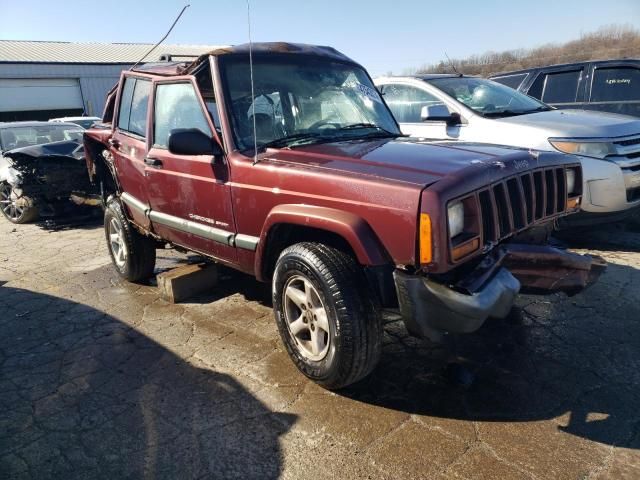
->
[{"left": 394, "top": 244, "right": 606, "bottom": 340}]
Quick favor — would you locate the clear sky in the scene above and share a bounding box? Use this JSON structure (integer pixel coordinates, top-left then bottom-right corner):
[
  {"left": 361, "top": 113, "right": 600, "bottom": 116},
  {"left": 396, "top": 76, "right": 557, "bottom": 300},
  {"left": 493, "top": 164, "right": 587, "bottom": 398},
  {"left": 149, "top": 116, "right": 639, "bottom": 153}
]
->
[{"left": 1, "top": 0, "right": 638, "bottom": 75}]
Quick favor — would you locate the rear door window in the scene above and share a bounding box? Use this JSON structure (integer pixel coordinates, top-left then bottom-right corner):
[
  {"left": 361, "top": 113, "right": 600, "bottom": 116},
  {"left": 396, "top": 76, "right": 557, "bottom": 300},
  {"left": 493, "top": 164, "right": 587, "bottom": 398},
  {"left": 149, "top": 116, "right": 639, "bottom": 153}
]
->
[
  {"left": 117, "top": 77, "right": 151, "bottom": 137},
  {"left": 381, "top": 84, "right": 445, "bottom": 123},
  {"left": 591, "top": 67, "right": 640, "bottom": 102},
  {"left": 529, "top": 70, "right": 582, "bottom": 104}
]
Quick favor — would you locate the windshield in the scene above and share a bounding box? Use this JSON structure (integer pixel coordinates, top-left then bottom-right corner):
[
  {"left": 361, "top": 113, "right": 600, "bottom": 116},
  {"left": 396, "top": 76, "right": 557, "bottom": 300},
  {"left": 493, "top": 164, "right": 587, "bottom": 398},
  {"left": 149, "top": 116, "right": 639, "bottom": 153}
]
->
[
  {"left": 0, "top": 124, "right": 84, "bottom": 151},
  {"left": 427, "top": 77, "right": 551, "bottom": 118},
  {"left": 220, "top": 55, "right": 401, "bottom": 151}
]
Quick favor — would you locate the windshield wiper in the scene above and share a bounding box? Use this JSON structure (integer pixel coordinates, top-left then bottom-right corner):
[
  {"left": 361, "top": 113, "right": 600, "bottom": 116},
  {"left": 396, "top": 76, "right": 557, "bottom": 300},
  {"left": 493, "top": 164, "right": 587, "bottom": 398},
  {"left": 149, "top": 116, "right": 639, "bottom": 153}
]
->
[
  {"left": 259, "top": 132, "right": 328, "bottom": 150},
  {"left": 483, "top": 106, "right": 551, "bottom": 118},
  {"left": 336, "top": 123, "right": 396, "bottom": 135},
  {"left": 523, "top": 106, "right": 552, "bottom": 113}
]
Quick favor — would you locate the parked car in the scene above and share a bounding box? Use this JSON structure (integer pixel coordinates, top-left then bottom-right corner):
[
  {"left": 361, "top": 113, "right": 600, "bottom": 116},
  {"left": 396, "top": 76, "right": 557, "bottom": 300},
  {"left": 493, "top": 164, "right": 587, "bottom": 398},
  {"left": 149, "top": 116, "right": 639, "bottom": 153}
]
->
[
  {"left": 50, "top": 116, "right": 102, "bottom": 129},
  {"left": 490, "top": 59, "right": 640, "bottom": 118},
  {"left": 84, "top": 43, "right": 604, "bottom": 389},
  {"left": 0, "top": 121, "right": 91, "bottom": 223},
  {"left": 374, "top": 75, "right": 640, "bottom": 226}
]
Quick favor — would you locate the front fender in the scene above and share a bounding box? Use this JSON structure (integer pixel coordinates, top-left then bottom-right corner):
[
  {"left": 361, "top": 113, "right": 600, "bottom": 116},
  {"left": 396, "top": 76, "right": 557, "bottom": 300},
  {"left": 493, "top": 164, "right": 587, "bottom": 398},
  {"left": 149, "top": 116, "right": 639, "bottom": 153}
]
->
[{"left": 255, "top": 204, "right": 390, "bottom": 281}]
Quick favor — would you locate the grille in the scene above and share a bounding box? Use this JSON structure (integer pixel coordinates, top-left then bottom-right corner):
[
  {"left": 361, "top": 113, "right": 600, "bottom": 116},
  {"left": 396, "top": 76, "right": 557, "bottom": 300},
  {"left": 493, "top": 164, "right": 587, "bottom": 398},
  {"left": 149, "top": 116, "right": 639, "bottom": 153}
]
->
[
  {"left": 615, "top": 137, "right": 640, "bottom": 147},
  {"left": 477, "top": 167, "right": 572, "bottom": 246}
]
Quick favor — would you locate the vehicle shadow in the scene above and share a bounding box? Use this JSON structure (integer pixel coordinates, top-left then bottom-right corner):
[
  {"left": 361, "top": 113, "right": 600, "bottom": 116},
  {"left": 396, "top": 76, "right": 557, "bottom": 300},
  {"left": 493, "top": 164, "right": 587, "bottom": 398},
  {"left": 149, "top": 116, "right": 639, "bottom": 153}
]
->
[
  {"left": 0, "top": 286, "right": 296, "bottom": 479},
  {"left": 341, "top": 259, "right": 640, "bottom": 450},
  {"left": 555, "top": 221, "right": 640, "bottom": 253},
  {"left": 35, "top": 206, "right": 103, "bottom": 232}
]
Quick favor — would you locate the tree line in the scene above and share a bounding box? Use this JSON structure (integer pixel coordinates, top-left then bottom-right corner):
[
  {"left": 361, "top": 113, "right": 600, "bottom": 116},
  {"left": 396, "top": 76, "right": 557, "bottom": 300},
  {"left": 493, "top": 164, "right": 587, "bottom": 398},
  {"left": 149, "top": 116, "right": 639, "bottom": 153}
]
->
[{"left": 415, "top": 24, "right": 640, "bottom": 77}]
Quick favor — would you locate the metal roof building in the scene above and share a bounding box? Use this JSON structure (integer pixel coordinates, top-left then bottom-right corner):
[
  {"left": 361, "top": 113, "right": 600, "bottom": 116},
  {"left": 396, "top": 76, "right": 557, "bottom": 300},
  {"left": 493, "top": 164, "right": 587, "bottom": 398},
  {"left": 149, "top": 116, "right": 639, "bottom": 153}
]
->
[{"left": 0, "top": 40, "right": 220, "bottom": 121}]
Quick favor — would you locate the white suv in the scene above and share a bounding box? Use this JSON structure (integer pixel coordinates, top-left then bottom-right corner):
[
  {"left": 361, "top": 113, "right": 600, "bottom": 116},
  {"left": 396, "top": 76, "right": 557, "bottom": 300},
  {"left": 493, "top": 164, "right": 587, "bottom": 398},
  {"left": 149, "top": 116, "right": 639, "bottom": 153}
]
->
[{"left": 375, "top": 75, "right": 640, "bottom": 225}]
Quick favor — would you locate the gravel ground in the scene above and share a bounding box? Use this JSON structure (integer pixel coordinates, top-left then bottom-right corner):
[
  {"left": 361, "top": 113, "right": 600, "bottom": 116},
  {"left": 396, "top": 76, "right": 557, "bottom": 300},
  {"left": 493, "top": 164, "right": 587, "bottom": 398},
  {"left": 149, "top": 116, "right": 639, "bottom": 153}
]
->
[{"left": 0, "top": 215, "right": 639, "bottom": 479}]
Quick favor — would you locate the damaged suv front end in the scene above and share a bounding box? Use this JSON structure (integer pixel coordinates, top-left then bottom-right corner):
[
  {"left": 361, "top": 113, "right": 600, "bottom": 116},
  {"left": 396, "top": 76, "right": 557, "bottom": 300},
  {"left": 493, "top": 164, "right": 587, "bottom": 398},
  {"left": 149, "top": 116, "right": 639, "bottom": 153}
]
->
[{"left": 395, "top": 148, "right": 605, "bottom": 341}]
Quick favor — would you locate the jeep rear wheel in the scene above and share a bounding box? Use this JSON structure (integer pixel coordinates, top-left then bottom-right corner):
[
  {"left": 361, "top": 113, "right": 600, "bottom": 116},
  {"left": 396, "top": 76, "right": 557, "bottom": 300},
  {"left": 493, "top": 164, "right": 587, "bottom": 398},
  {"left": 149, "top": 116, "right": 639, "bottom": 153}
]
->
[
  {"left": 0, "top": 182, "right": 39, "bottom": 224},
  {"left": 273, "top": 242, "right": 382, "bottom": 390},
  {"left": 104, "top": 199, "right": 156, "bottom": 282}
]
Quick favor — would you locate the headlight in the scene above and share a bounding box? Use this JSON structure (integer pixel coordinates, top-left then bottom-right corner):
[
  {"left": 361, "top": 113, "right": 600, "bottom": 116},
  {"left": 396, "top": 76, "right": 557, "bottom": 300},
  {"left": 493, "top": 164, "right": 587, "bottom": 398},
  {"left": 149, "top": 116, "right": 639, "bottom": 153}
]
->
[
  {"left": 448, "top": 201, "right": 464, "bottom": 238},
  {"left": 549, "top": 140, "right": 616, "bottom": 159},
  {"left": 566, "top": 168, "right": 576, "bottom": 195}
]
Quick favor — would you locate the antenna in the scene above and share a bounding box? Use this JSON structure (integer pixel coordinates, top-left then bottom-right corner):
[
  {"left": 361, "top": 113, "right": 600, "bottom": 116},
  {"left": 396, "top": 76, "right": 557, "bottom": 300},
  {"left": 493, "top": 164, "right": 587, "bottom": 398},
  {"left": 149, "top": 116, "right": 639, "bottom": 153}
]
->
[
  {"left": 444, "top": 52, "right": 461, "bottom": 76},
  {"left": 129, "top": 4, "right": 191, "bottom": 71},
  {"left": 247, "top": 0, "right": 259, "bottom": 165}
]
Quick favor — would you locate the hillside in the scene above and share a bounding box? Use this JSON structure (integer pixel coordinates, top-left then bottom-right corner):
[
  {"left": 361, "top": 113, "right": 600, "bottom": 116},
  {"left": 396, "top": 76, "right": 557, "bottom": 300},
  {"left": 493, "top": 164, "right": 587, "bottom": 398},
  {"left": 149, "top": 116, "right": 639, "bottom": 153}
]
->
[{"left": 416, "top": 24, "right": 640, "bottom": 77}]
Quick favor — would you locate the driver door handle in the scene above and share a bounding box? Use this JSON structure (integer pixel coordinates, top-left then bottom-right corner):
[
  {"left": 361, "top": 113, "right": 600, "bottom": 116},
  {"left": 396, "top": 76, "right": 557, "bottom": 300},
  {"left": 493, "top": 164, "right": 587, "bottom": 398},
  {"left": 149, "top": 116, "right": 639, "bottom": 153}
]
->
[{"left": 144, "top": 157, "right": 163, "bottom": 168}]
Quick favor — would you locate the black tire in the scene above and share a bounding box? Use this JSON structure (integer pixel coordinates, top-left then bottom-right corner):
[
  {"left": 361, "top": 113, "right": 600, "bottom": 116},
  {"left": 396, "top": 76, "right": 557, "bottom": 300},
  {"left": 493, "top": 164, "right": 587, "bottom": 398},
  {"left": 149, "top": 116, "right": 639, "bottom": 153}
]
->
[
  {"left": 0, "top": 182, "right": 39, "bottom": 224},
  {"left": 272, "top": 242, "right": 382, "bottom": 390},
  {"left": 104, "top": 199, "right": 156, "bottom": 282}
]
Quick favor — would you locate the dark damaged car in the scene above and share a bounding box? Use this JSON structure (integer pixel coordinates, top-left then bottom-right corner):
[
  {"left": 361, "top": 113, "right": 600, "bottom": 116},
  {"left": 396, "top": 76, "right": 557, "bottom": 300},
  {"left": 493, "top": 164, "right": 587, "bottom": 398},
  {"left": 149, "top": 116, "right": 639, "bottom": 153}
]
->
[
  {"left": 84, "top": 42, "right": 605, "bottom": 389},
  {"left": 0, "top": 121, "right": 99, "bottom": 223}
]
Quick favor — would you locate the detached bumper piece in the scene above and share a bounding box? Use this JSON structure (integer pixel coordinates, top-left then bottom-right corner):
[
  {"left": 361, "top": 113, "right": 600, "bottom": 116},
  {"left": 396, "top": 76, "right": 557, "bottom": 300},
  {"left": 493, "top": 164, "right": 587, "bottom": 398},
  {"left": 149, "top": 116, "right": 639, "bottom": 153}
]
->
[
  {"left": 394, "top": 268, "right": 520, "bottom": 341},
  {"left": 501, "top": 244, "right": 606, "bottom": 296},
  {"left": 394, "top": 244, "right": 606, "bottom": 340}
]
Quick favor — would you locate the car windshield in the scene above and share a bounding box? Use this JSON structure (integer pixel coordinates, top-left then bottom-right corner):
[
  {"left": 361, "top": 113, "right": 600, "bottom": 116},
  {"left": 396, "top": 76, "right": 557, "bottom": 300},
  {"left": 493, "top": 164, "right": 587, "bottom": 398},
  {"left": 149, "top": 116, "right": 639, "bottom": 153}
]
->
[
  {"left": 427, "top": 77, "right": 551, "bottom": 118},
  {"left": 0, "top": 124, "right": 84, "bottom": 151},
  {"left": 220, "top": 55, "right": 401, "bottom": 151}
]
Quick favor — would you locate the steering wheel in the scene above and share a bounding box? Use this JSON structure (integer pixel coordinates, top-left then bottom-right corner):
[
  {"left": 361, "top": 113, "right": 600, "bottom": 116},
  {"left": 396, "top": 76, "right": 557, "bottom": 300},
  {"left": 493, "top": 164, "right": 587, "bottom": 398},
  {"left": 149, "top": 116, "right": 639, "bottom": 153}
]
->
[{"left": 308, "top": 119, "right": 339, "bottom": 131}]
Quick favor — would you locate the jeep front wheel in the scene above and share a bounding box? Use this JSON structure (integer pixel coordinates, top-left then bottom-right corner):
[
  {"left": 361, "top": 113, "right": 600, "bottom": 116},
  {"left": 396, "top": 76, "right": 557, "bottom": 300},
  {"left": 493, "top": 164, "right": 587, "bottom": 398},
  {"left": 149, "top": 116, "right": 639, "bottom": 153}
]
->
[
  {"left": 272, "top": 242, "right": 382, "bottom": 390},
  {"left": 104, "top": 199, "right": 156, "bottom": 282}
]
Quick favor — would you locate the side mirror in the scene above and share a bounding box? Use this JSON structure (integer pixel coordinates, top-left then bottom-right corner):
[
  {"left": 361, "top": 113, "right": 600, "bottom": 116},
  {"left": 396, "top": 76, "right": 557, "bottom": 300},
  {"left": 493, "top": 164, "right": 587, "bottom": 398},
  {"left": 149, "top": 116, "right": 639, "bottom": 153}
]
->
[
  {"left": 420, "top": 105, "right": 461, "bottom": 126},
  {"left": 168, "top": 128, "right": 223, "bottom": 157}
]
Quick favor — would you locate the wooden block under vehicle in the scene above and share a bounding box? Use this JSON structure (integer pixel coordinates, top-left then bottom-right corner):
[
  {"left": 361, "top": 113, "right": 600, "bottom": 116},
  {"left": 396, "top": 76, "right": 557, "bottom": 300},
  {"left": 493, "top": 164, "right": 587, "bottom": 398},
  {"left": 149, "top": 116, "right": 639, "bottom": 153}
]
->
[{"left": 156, "top": 263, "right": 218, "bottom": 303}]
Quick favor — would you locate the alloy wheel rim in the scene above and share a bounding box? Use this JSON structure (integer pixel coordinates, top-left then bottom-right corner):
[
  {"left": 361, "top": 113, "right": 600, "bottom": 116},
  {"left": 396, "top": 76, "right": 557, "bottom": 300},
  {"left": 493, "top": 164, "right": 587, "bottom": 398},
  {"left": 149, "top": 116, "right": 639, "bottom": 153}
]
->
[
  {"left": 108, "top": 217, "right": 128, "bottom": 268},
  {"left": 283, "top": 275, "right": 331, "bottom": 361},
  {"left": 0, "top": 184, "right": 24, "bottom": 222}
]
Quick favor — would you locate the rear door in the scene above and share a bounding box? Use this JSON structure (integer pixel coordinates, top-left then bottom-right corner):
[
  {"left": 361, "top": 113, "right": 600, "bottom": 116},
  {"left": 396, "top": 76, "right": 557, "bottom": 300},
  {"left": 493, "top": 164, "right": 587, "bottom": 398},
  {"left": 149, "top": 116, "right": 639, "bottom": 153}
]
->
[
  {"left": 586, "top": 63, "right": 640, "bottom": 117},
  {"left": 145, "top": 77, "right": 237, "bottom": 262},
  {"left": 111, "top": 75, "right": 152, "bottom": 228},
  {"left": 525, "top": 66, "right": 587, "bottom": 110}
]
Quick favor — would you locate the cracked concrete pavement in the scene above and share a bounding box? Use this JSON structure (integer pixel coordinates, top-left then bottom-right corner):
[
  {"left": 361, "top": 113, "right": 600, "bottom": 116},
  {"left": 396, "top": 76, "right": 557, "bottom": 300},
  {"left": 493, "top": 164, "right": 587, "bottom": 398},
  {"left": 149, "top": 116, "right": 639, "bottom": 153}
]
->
[{"left": 1, "top": 217, "right": 639, "bottom": 479}]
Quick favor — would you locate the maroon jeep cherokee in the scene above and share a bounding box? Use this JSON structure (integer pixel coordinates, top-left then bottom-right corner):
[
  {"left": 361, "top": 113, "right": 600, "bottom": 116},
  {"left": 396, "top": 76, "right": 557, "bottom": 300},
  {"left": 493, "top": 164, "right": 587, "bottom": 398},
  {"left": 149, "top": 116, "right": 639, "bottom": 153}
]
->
[{"left": 84, "top": 43, "right": 604, "bottom": 389}]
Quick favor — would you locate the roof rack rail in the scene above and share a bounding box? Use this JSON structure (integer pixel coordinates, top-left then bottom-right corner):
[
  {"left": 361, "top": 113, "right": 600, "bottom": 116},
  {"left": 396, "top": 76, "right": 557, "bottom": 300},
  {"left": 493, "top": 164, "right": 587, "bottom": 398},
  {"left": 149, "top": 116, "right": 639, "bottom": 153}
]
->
[{"left": 159, "top": 53, "right": 200, "bottom": 62}]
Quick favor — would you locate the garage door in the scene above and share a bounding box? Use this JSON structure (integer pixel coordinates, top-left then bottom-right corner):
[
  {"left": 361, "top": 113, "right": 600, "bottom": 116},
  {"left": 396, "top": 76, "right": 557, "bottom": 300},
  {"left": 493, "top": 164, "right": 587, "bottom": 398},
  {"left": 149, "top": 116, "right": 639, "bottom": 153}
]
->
[{"left": 0, "top": 78, "right": 84, "bottom": 113}]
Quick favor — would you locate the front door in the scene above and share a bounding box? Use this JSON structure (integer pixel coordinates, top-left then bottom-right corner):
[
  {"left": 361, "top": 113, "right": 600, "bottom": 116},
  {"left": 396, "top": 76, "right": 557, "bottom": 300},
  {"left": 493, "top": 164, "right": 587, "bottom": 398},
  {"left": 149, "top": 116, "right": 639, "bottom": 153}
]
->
[
  {"left": 145, "top": 78, "right": 236, "bottom": 262},
  {"left": 111, "top": 76, "right": 152, "bottom": 228},
  {"left": 380, "top": 82, "right": 461, "bottom": 139}
]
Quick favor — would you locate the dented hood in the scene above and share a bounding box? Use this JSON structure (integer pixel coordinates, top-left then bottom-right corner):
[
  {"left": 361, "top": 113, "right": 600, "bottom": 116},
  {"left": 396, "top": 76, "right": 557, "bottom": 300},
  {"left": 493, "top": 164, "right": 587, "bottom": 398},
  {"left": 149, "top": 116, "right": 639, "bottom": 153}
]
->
[
  {"left": 264, "top": 138, "right": 566, "bottom": 187},
  {"left": 5, "top": 140, "right": 84, "bottom": 162}
]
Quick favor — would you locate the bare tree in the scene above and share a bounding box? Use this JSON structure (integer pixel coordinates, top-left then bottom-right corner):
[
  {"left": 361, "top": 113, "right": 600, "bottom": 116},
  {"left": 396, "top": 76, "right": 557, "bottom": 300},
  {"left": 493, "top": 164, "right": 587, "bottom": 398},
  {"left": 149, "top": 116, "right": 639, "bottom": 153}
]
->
[{"left": 415, "top": 24, "right": 640, "bottom": 77}]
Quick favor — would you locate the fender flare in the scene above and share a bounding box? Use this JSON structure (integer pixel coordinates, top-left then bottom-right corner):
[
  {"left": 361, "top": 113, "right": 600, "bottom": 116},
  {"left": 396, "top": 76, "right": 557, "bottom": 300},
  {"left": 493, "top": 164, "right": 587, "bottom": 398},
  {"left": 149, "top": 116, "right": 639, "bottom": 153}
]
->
[{"left": 254, "top": 204, "right": 390, "bottom": 281}]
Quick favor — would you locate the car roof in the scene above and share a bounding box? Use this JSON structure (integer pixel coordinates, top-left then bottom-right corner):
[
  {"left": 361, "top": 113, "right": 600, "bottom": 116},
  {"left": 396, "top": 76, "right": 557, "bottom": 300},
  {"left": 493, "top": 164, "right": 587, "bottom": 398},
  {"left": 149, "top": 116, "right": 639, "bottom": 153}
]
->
[
  {"left": 0, "top": 121, "right": 83, "bottom": 129},
  {"left": 50, "top": 116, "right": 100, "bottom": 121},
  {"left": 130, "top": 42, "right": 357, "bottom": 76},
  {"left": 377, "top": 73, "right": 474, "bottom": 81},
  {"left": 490, "top": 58, "right": 640, "bottom": 77}
]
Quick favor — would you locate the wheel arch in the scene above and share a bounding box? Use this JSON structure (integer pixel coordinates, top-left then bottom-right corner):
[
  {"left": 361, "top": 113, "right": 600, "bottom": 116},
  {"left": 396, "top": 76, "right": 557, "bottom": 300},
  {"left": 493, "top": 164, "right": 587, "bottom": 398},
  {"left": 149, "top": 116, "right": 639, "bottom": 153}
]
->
[
  {"left": 83, "top": 133, "right": 119, "bottom": 202},
  {"left": 255, "top": 204, "right": 391, "bottom": 283}
]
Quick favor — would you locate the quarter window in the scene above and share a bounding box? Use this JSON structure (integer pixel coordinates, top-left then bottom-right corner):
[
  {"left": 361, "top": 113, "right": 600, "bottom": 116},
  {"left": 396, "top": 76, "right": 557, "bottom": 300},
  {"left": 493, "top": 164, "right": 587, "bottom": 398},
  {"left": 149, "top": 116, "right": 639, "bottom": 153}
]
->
[
  {"left": 153, "top": 82, "right": 211, "bottom": 148},
  {"left": 117, "top": 77, "right": 151, "bottom": 137},
  {"left": 382, "top": 84, "right": 445, "bottom": 123},
  {"left": 591, "top": 67, "right": 640, "bottom": 102},
  {"left": 492, "top": 73, "right": 527, "bottom": 90}
]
